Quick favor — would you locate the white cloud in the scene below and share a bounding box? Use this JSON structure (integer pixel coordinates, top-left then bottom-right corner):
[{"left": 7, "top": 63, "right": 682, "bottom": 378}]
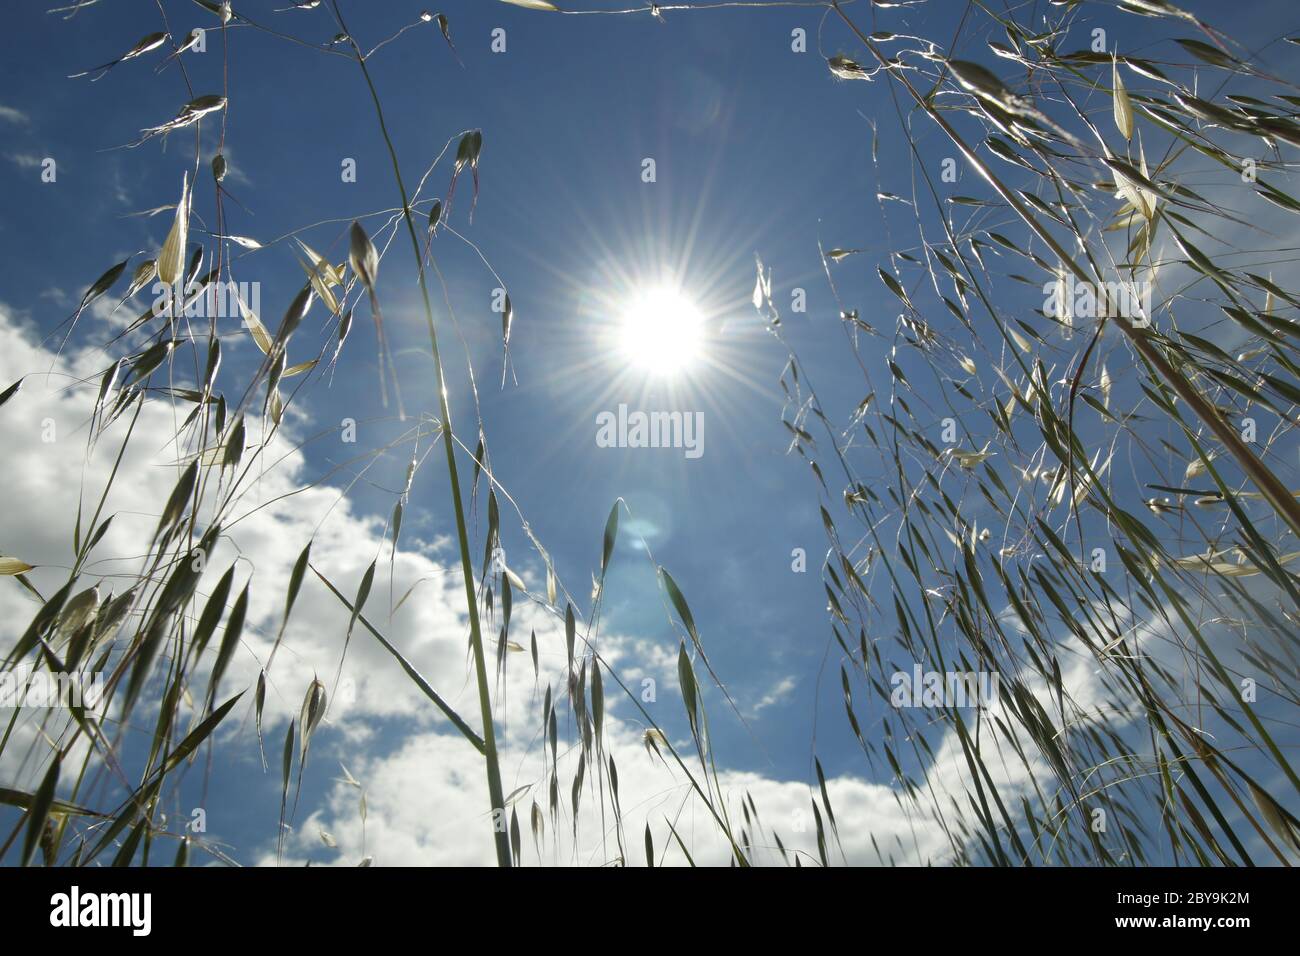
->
[
  {"left": 750, "top": 675, "right": 796, "bottom": 715},
  {"left": 0, "top": 305, "right": 1100, "bottom": 865},
  {"left": 6, "top": 153, "right": 44, "bottom": 170}
]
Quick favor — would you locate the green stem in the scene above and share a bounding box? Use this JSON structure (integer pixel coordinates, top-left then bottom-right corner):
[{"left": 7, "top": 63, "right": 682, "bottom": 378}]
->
[{"left": 332, "top": 0, "right": 511, "bottom": 867}]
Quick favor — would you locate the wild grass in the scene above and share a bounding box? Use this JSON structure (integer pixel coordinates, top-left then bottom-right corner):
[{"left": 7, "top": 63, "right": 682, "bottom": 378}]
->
[
  {"left": 1, "top": 0, "right": 756, "bottom": 869},
  {"left": 760, "top": 0, "right": 1300, "bottom": 864},
  {"left": 2, "top": 0, "right": 1297, "bottom": 867}
]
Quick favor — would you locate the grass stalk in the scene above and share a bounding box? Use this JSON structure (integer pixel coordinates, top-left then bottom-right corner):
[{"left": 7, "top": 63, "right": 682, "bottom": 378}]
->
[{"left": 330, "top": 0, "right": 511, "bottom": 866}]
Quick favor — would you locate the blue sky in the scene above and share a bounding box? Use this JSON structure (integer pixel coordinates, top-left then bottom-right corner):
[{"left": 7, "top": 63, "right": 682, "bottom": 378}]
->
[{"left": 1, "top": 0, "right": 1298, "bottom": 866}]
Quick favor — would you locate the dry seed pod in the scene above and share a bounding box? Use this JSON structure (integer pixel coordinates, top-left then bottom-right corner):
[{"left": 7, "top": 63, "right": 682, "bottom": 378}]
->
[
  {"left": 1112, "top": 54, "right": 1134, "bottom": 140},
  {"left": 68, "top": 31, "right": 168, "bottom": 81},
  {"left": 828, "top": 55, "right": 871, "bottom": 81},
  {"left": 348, "top": 221, "right": 379, "bottom": 293},
  {"left": 157, "top": 173, "right": 190, "bottom": 286}
]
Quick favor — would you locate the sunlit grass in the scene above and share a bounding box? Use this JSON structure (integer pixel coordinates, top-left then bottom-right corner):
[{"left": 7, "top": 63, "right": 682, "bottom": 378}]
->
[{"left": 3, "top": 0, "right": 1299, "bottom": 871}]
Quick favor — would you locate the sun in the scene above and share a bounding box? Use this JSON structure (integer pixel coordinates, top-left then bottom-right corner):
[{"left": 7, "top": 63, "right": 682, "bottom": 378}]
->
[{"left": 617, "top": 284, "right": 706, "bottom": 377}]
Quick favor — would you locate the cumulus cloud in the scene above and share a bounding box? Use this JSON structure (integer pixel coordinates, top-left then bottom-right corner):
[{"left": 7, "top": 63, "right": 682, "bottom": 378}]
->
[{"left": 0, "top": 305, "right": 1098, "bottom": 866}]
